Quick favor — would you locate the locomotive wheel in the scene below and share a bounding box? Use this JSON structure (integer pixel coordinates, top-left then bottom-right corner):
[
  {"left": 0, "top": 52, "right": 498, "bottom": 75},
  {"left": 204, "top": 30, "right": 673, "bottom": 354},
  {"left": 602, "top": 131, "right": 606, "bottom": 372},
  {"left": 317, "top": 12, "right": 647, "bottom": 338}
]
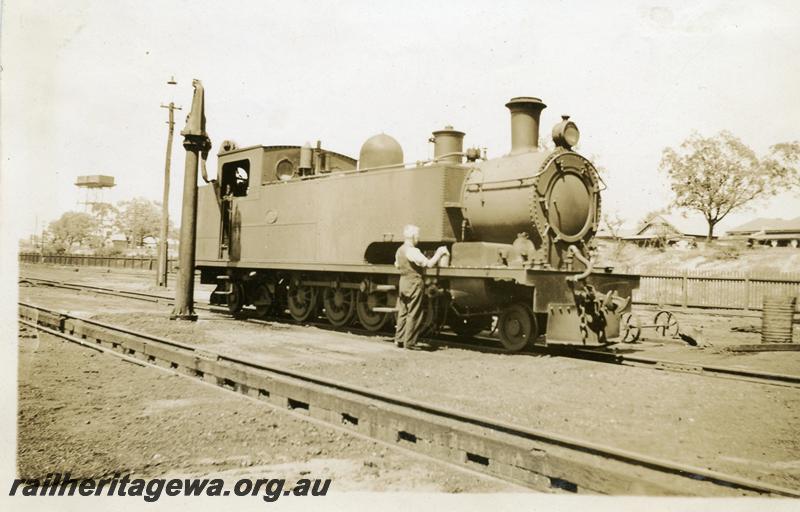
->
[
  {"left": 322, "top": 288, "right": 356, "bottom": 327},
  {"left": 227, "top": 281, "right": 245, "bottom": 314},
  {"left": 449, "top": 314, "right": 492, "bottom": 339},
  {"left": 654, "top": 310, "right": 679, "bottom": 338},
  {"left": 287, "top": 285, "right": 318, "bottom": 322},
  {"left": 497, "top": 304, "right": 537, "bottom": 352},
  {"left": 254, "top": 304, "right": 271, "bottom": 318},
  {"left": 252, "top": 283, "right": 275, "bottom": 318},
  {"left": 621, "top": 312, "right": 641, "bottom": 342},
  {"left": 418, "top": 297, "right": 443, "bottom": 337},
  {"left": 356, "top": 291, "right": 390, "bottom": 332}
]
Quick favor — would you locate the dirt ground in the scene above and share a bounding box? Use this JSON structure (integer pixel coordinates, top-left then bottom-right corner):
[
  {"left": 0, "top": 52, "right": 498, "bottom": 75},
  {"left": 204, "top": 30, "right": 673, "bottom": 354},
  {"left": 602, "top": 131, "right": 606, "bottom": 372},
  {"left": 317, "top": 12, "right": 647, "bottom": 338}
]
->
[
  {"left": 16, "top": 265, "right": 800, "bottom": 491},
  {"left": 613, "top": 307, "right": 800, "bottom": 375},
  {"left": 17, "top": 326, "right": 520, "bottom": 493}
]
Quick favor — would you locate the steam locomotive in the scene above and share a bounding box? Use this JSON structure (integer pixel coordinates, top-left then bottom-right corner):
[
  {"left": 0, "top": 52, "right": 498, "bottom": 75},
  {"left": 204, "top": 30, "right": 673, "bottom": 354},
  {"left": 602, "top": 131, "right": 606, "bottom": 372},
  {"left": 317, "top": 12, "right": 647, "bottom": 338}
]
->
[{"left": 195, "top": 96, "right": 639, "bottom": 350}]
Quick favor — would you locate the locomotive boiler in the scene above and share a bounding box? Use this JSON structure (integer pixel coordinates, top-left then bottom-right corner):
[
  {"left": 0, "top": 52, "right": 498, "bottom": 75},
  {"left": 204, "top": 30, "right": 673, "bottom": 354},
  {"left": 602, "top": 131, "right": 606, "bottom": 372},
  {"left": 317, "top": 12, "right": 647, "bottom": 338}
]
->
[{"left": 194, "top": 96, "right": 639, "bottom": 350}]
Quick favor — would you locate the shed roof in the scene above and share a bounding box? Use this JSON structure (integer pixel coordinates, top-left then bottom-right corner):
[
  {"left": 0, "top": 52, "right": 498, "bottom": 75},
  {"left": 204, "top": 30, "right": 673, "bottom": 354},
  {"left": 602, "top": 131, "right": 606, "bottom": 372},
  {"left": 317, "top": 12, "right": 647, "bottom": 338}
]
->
[
  {"left": 727, "top": 216, "right": 800, "bottom": 235},
  {"left": 750, "top": 232, "right": 800, "bottom": 240},
  {"left": 632, "top": 212, "right": 710, "bottom": 238}
]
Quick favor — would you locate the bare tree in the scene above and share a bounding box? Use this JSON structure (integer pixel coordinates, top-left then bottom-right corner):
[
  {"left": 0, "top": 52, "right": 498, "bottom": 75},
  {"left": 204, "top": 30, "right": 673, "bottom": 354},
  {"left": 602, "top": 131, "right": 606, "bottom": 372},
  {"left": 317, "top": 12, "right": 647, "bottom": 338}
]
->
[
  {"left": 601, "top": 212, "right": 625, "bottom": 240},
  {"left": 600, "top": 212, "right": 627, "bottom": 261},
  {"left": 660, "top": 131, "right": 782, "bottom": 241}
]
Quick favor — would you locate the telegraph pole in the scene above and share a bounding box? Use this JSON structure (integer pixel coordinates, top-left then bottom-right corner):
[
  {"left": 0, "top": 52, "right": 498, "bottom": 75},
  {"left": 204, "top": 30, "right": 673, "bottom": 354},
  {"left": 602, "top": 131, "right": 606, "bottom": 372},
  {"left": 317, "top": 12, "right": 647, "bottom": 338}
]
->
[
  {"left": 171, "top": 79, "right": 211, "bottom": 321},
  {"left": 157, "top": 98, "right": 181, "bottom": 287}
]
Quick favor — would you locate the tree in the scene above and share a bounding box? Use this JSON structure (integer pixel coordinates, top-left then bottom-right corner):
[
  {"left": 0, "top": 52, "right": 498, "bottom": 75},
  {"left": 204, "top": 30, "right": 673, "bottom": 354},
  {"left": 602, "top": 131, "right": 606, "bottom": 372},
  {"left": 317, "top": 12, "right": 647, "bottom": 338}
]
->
[
  {"left": 601, "top": 212, "right": 625, "bottom": 240},
  {"left": 660, "top": 131, "right": 783, "bottom": 241},
  {"left": 89, "top": 202, "right": 119, "bottom": 248},
  {"left": 764, "top": 141, "right": 800, "bottom": 190},
  {"left": 584, "top": 153, "right": 606, "bottom": 178},
  {"left": 115, "top": 198, "right": 162, "bottom": 248},
  {"left": 90, "top": 202, "right": 118, "bottom": 227},
  {"left": 46, "top": 211, "right": 99, "bottom": 252},
  {"left": 600, "top": 212, "right": 627, "bottom": 261}
]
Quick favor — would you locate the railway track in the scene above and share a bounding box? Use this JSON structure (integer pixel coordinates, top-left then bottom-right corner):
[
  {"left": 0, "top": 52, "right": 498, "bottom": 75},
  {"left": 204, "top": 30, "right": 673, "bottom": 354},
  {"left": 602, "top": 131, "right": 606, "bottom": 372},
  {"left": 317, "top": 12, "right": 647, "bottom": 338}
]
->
[
  {"left": 17, "top": 301, "right": 800, "bottom": 496},
  {"left": 20, "top": 276, "right": 800, "bottom": 390}
]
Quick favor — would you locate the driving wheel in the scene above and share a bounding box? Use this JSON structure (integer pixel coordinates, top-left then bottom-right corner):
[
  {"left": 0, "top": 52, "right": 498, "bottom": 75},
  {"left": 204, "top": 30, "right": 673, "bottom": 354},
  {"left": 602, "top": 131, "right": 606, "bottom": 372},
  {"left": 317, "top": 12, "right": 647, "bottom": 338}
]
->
[
  {"left": 287, "top": 285, "right": 318, "bottom": 322},
  {"left": 252, "top": 283, "right": 275, "bottom": 318},
  {"left": 227, "top": 281, "right": 245, "bottom": 314},
  {"left": 356, "top": 291, "right": 391, "bottom": 331},
  {"left": 323, "top": 287, "right": 356, "bottom": 327}
]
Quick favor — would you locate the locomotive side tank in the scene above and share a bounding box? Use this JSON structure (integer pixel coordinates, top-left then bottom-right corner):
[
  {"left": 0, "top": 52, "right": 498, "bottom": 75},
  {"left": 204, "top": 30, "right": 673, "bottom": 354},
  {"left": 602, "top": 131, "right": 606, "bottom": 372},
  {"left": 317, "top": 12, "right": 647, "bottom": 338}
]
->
[
  {"left": 195, "top": 96, "right": 639, "bottom": 350},
  {"left": 197, "top": 144, "right": 470, "bottom": 263}
]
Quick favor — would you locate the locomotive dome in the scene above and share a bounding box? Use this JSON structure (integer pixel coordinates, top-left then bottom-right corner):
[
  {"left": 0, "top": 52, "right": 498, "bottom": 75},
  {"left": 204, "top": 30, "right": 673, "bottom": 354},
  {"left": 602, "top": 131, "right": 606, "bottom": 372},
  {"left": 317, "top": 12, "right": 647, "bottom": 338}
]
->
[{"left": 358, "top": 133, "right": 404, "bottom": 170}]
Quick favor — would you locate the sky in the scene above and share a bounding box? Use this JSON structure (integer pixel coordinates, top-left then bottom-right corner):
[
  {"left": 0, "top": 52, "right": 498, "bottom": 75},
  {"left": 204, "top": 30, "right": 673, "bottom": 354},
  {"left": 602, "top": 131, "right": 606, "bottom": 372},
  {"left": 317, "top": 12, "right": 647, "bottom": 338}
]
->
[{"left": 1, "top": 0, "right": 799, "bottom": 243}]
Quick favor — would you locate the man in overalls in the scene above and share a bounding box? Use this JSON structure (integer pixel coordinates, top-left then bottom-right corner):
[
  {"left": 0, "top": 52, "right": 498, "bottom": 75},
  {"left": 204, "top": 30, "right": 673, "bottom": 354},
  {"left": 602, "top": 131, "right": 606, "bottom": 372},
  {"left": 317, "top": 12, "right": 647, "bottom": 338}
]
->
[{"left": 394, "top": 225, "right": 449, "bottom": 349}]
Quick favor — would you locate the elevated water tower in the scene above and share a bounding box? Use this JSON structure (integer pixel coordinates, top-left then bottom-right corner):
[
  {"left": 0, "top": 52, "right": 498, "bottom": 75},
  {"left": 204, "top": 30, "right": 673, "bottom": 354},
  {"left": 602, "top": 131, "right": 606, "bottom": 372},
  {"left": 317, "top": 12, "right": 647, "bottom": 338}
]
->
[{"left": 75, "top": 175, "right": 115, "bottom": 211}]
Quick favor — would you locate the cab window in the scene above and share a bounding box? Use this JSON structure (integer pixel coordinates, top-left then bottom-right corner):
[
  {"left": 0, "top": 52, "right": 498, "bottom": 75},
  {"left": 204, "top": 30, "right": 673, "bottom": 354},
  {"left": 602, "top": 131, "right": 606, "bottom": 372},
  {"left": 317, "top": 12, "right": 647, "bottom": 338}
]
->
[{"left": 221, "top": 159, "right": 250, "bottom": 197}]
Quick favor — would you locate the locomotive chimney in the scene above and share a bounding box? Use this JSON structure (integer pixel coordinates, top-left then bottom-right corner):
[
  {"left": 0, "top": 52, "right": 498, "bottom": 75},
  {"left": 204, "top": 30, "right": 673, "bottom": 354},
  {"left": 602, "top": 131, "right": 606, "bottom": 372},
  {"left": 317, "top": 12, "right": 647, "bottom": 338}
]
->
[{"left": 506, "top": 97, "right": 546, "bottom": 154}]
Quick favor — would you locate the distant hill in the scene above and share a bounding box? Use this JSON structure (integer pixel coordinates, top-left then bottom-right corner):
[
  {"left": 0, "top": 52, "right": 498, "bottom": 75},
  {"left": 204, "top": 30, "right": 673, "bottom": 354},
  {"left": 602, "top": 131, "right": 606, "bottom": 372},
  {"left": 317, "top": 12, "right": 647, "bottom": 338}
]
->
[{"left": 597, "top": 240, "right": 800, "bottom": 276}]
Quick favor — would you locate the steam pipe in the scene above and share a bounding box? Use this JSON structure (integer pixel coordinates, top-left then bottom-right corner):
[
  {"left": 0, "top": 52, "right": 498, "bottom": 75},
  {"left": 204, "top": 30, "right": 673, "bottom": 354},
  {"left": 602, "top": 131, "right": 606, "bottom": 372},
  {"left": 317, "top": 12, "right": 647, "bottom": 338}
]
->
[{"left": 565, "top": 245, "right": 593, "bottom": 283}]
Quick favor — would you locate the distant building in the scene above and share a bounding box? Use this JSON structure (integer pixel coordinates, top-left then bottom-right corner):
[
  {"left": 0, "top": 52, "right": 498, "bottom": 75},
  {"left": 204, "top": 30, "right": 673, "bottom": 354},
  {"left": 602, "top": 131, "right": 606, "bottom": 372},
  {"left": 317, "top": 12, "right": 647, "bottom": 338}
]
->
[
  {"left": 594, "top": 225, "right": 618, "bottom": 240},
  {"left": 621, "top": 213, "right": 712, "bottom": 248},
  {"left": 726, "top": 217, "right": 800, "bottom": 247},
  {"left": 110, "top": 233, "right": 128, "bottom": 250}
]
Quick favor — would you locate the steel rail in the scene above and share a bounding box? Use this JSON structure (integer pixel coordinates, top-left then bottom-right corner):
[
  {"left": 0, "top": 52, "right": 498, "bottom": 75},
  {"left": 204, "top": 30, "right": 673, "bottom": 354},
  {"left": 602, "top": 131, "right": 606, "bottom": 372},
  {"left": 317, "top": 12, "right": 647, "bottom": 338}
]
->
[
  {"left": 17, "top": 301, "right": 800, "bottom": 497},
  {"left": 569, "top": 349, "right": 800, "bottom": 389},
  {"left": 20, "top": 277, "right": 800, "bottom": 389}
]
